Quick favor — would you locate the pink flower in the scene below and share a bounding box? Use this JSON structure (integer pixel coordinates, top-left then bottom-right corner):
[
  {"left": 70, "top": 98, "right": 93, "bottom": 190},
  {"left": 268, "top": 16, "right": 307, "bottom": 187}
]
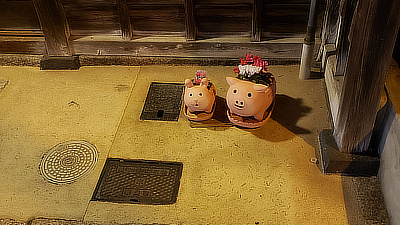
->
[
  {"left": 233, "top": 66, "right": 239, "bottom": 73},
  {"left": 237, "top": 54, "right": 268, "bottom": 73},
  {"left": 254, "top": 58, "right": 263, "bottom": 67},
  {"left": 193, "top": 79, "right": 199, "bottom": 84},
  {"left": 262, "top": 60, "right": 268, "bottom": 69},
  {"left": 194, "top": 70, "right": 207, "bottom": 84},
  {"left": 196, "top": 71, "right": 206, "bottom": 79},
  {"left": 245, "top": 53, "right": 254, "bottom": 62}
]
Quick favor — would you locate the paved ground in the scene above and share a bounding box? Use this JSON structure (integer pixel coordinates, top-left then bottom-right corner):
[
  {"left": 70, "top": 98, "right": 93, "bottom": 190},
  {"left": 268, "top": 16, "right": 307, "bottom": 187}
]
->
[{"left": 0, "top": 63, "right": 390, "bottom": 224}]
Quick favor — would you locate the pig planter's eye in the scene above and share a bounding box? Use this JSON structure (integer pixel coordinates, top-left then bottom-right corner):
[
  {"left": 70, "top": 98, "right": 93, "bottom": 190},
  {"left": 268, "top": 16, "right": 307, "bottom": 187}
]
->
[
  {"left": 189, "top": 93, "right": 193, "bottom": 97},
  {"left": 247, "top": 92, "right": 252, "bottom": 98},
  {"left": 233, "top": 89, "right": 238, "bottom": 94},
  {"left": 198, "top": 92, "right": 203, "bottom": 97}
]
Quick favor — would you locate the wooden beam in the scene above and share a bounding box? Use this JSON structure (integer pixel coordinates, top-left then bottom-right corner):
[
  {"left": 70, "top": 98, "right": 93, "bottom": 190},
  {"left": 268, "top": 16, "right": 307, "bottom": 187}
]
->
[
  {"left": 184, "top": 0, "right": 197, "bottom": 41},
  {"left": 251, "top": 0, "right": 262, "bottom": 42},
  {"left": 335, "top": 0, "right": 357, "bottom": 76},
  {"left": 333, "top": 0, "right": 400, "bottom": 153},
  {"left": 116, "top": 0, "right": 133, "bottom": 40},
  {"left": 0, "top": 39, "right": 302, "bottom": 59},
  {"left": 32, "top": 0, "right": 72, "bottom": 56},
  {"left": 71, "top": 41, "right": 301, "bottom": 59}
]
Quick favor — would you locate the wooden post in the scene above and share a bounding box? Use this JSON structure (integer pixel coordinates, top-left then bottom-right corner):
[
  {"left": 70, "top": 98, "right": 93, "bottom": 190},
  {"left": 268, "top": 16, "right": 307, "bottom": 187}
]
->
[
  {"left": 116, "top": 0, "right": 133, "bottom": 40},
  {"left": 335, "top": 0, "right": 357, "bottom": 76},
  {"left": 251, "top": 0, "right": 262, "bottom": 42},
  {"left": 184, "top": 0, "right": 197, "bottom": 41},
  {"left": 333, "top": 0, "right": 400, "bottom": 153},
  {"left": 32, "top": 0, "right": 72, "bottom": 56}
]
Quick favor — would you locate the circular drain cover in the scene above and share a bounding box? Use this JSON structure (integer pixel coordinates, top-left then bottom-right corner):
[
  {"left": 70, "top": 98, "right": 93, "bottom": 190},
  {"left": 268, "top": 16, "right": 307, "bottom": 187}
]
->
[{"left": 40, "top": 140, "right": 98, "bottom": 184}]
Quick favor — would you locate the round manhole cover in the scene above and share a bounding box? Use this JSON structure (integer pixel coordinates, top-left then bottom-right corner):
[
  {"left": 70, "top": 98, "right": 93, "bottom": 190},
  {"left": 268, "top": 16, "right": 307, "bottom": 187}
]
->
[{"left": 40, "top": 140, "right": 98, "bottom": 184}]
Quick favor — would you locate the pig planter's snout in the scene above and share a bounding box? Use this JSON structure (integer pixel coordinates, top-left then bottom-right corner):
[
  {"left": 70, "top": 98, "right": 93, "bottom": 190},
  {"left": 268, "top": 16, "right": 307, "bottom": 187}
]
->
[
  {"left": 234, "top": 100, "right": 245, "bottom": 109},
  {"left": 226, "top": 76, "right": 276, "bottom": 128}
]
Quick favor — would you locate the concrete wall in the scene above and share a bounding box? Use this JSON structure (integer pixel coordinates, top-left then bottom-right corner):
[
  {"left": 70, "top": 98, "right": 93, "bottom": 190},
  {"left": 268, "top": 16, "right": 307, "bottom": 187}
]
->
[{"left": 378, "top": 99, "right": 400, "bottom": 225}]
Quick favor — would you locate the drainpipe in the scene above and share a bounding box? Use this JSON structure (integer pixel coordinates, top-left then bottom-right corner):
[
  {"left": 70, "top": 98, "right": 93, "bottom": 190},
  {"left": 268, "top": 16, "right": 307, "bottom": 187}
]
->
[{"left": 299, "top": 0, "right": 319, "bottom": 80}]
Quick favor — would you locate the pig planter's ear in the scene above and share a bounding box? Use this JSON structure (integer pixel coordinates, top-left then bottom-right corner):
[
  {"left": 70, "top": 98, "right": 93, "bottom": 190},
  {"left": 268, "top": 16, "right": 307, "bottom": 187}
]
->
[
  {"left": 185, "top": 79, "right": 194, "bottom": 88},
  {"left": 253, "top": 84, "right": 268, "bottom": 93},
  {"left": 200, "top": 78, "right": 209, "bottom": 87},
  {"left": 226, "top": 77, "right": 240, "bottom": 86}
]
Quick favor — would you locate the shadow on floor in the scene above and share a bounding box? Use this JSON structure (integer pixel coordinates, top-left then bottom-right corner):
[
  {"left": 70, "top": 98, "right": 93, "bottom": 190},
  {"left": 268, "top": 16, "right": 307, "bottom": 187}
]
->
[
  {"left": 191, "top": 94, "right": 314, "bottom": 143},
  {"left": 271, "top": 94, "right": 311, "bottom": 135},
  {"left": 244, "top": 94, "right": 311, "bottom": 142},
  {"left": 188, "top": 96, "right": 232, "bottom": 129},
  {"left": 246, "top": 95, "right": 312, "bottom": 143},
  {"left": 212, "top": 95, "right": 230, "bottom": 123}
]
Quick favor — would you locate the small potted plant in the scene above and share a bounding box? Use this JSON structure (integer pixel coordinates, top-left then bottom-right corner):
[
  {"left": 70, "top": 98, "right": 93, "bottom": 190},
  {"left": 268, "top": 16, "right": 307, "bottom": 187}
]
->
[
  {"left": 184, "top": 71, "right": 216, "bottom": 121},
  {"left": 226, "top": 54, "right": 276, "bottom": 128}
]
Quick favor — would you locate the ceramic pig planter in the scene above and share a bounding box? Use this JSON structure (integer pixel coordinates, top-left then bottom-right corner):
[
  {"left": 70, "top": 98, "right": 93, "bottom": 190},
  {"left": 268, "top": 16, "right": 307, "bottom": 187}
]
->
[
  {"left": 226, "top": 77, "right": 276, "bottom": 128},
  {"left": 184, "top": 78, "right": 216, "bottom": 121},
  {"left": 226, "top": 54, "right": 276, "bottom": 128}
]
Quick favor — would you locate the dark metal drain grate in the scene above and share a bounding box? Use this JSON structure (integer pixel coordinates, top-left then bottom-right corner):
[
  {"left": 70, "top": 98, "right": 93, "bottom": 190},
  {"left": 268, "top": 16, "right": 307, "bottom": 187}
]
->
[
  {"left": 140, "top": 82, "right": 184, "bottom": 121},
  {"left": 92, "top": 158, "right": 183, "bottom": 205}
]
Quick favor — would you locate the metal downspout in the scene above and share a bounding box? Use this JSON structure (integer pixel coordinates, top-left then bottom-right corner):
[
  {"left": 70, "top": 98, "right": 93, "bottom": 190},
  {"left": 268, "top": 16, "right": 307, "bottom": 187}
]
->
[{"left": 299, "top": 0, "right": 320, "bottom": 80}]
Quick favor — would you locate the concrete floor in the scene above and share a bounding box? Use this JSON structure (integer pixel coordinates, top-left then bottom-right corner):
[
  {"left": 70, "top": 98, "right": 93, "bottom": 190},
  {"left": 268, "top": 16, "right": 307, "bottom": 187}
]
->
[{"left": 0, "top": 64, "right": 387, "bottom": 224}]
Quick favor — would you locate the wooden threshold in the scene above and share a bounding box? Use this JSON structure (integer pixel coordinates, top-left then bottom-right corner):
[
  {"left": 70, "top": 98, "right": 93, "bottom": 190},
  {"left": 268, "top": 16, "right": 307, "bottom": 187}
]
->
[{"left": 0, "top": 35, "right": 304, "bottom": 59}]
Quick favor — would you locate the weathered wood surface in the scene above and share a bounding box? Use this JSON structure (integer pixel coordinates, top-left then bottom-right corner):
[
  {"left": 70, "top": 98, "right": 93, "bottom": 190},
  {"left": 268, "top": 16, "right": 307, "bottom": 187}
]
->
[
  {"left": 196, "top": 0, "right": 253, "bottom": 4},
  {"left": 128, "top": 4, "right": 185, "bottom": 32},
  {"left": 262, "top": 3, "right": 309, "bottom": 38},
  {"left": 0, "top": 36, "right": 302, "bottom": 59},
  {"left": 184, "top": 0, "right": 197, "bottom": 41},
  {"left": 72, "top": 41, "right": 301, "bottom": 59},
  {"left": 0, "top": 31, "right": 43, "bottom": 36},
  {"left": 323, "top": 0, "right": 340, "bottom": 45},
  {"left": 263, "top": 0, "right": 309, "bottom": 3},
  {"left": 32, "top": 0, "right": 72, "bottom": 56},
  {"left": 334, "top": 0, "right": 400, "bottom": 153},
  {"left": 251, "top": 0, "right": 263, "bottom": 42},
  {"left": 195, "top": 4, "right": 252, "bottom": 33},
  {"left": 335, "top": 0, "right": 357, "bottom": 76},
  {"left": 317, "top": 0, "right": 340, "bottom": 61},
  {"left": 116, "top": 0, "right": 133, "bottom": 40},
  {"left": 0, "top": 1, "right": 41, "bottom": 31},
  {"left": 127, "top": 0, "right": 181, "bottom": 4},
  {"left": 60, "top": 0, "right": 121, "bottom": 35},
  {"left": 0, "top": 40, "right": 45, "bottom": 55},
  {"left": 2, "top": 0, "right": 312, "bottom": 40}
]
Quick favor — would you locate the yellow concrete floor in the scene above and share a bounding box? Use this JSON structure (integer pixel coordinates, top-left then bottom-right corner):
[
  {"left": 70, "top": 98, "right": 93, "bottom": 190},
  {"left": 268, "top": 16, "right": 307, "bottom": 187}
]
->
[
  {"left": 0, "top": 67, "right": 139, "bottom": 220},
  {"left": 0, "top": 65, "right": 347, "bottom": 224}
]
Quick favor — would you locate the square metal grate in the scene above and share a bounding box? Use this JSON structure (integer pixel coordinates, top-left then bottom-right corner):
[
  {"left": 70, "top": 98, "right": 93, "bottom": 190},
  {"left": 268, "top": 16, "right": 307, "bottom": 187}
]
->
[
  {"left": 92, "top": 158, "right": 183, "bottom": 205},
  {"left": 140, "top": 82, "right": 184, "bottom": 121}
]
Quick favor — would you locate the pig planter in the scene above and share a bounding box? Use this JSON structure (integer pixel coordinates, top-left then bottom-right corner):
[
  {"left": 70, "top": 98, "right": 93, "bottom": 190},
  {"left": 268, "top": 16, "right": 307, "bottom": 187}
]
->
[
  {"left": 184, "top": 78, "right": 216, "bottom": 121},
  {"left": 226, "top": 76, "right": 276, "bottom": 128},
  {"left": 226, "top": 54, "right": 276, "bottom": 128}
]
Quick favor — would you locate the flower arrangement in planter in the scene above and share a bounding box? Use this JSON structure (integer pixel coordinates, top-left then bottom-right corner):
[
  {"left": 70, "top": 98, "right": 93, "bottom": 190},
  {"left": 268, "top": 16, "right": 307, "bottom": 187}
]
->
[
  {"left": 226, "top": 54, "right": 276, "bottom": 128},
  {"left": 184, "top": 71, "right": 216, "bottom": 121}
]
